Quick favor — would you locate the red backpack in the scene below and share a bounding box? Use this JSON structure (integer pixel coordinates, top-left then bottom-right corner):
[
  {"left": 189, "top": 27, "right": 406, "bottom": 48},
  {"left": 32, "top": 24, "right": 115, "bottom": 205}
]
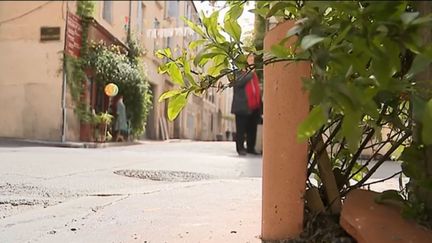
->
[{"left": 245, "top": 72, "right": 261, "bottom": 111}]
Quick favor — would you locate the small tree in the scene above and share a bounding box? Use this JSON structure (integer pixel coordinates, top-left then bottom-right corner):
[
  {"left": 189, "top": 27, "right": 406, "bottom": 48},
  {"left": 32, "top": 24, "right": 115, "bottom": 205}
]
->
[{"left": 158, "top": 0, "right": 432, "bottom": 230}]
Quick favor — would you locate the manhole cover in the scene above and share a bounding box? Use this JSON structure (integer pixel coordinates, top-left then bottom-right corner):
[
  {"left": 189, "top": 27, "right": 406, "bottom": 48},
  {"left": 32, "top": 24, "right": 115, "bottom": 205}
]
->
[{"left": 113, "top": 170, "right": 211, "bottom": 182}]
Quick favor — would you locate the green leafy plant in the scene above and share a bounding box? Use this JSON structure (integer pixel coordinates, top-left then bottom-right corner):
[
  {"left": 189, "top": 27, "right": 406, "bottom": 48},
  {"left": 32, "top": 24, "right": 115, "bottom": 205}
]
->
[
  {"left": 86, "top": 41, "right": 152, "bottom": 138},
  {"left": 65, "top": 2, "right": 152, "bottom": 139},
  {"left": 158, "top": 0, "right": 432, "bottom": 230},
  {"left": 64, "top": 1, "right": 95, "bottom": 122},
  {"left": 90, "top": 111, "right": 113, "bottom": 142},
  {"left": 93, "top": 111, "right": 114, "bottom": 125}
]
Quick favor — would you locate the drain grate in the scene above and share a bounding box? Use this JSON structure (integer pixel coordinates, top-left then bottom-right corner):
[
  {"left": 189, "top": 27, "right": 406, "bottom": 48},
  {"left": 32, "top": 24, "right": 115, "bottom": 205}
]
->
[{"left": 113, "top": 170, "right": 211, "bottom": 182}]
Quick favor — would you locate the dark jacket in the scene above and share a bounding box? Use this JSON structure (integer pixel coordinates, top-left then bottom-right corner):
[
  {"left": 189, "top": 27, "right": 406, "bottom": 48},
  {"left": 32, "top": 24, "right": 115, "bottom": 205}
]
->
[{"left": 231, "top": 71, "right": 253, "bottom": 115}]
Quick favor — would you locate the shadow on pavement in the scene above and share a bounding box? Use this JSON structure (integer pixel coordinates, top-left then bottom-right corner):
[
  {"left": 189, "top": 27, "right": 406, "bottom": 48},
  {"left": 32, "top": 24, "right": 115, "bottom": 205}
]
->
[{"left": 0, "top": 138, "right": 52, "bottom": 148}]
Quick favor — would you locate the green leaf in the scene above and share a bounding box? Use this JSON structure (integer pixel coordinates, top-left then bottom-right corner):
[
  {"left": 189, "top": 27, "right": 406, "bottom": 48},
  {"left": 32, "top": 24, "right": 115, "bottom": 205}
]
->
[
  {"left": 286, "top": 24, "right": 303, "bottom": 38},
  {"left": 205, "top": 10, "right": 226, "bottom": 43},
  {"left": 158, "top": 89, "right": 182, "bottom": 102},
  {"left": 158, "top": 63, "right": 169, "bottom": 74},
  {"left": 189, "top": 39, "right": 206, "bottom": 50},
  {"left": 185, "top": 73, "right": 197, "bottom": 87},
  {"left": 182, "top": 16, "right": 205, "bottom": 37},
  {"left": 168, "top": 63, "right": 184, "bottom": 86},
  {"left": 297, "top": 105, "right": 327, "bottom": 141},
  {"left": 226, "top": 4, "right": 243, "bottom": 20},
  {"left": 167, "top": 93, "right": 188, "bottom": 121},
  {"left": 411, "top": 13, "right": 432, "bottom": 25},
  {"left": 400, "top": 12, "right": 419, "bottom": 25},
  {"left": 183, "top": 59, "right": 191, "bottom": 74},
  {"left": 412, "top": 94, "right": 427, "bottom": 122},
  {"left": 249, "top": 8, "right": 269, "bottom": 18},
  {"left": 224, "top": 18, "right": 242, "bottom": 41},
  {"left": 391, "top": 145, "right": 405, "bottom": 160},
  {"left": 266, "top": 2, "right": 296, "bottom": 18},
  {"left": 332, "top": 25, "right": 352, "bottom": 47},
  {"left": 234, "top": 54, "right": 247, "bottom": 69},
  {"left": 341, "top": 110, "right": 362, "bottom": 153},
  {"left": 400, "top": 146, "right": 424, "bottom": 179},
  {"left": 194, "top": 50, "right": 224, "bottom": 67},
  {"left": 270, "top": 43, "right": 291, "bottom": 58},
  {"left": 421, "top": 99, "right": 432, "bottom": 145},
  {"left": 155, "top": 51, "right": 164, "bottom": 59},
  {"left": 375, "top": 190, "right": 405, "bottom": 204},
  {"left": 405, "top": 54, "right": 432, "bottom": 80},
  {"left": 300, "top": 34, "right": 324, "bottom": 50}
]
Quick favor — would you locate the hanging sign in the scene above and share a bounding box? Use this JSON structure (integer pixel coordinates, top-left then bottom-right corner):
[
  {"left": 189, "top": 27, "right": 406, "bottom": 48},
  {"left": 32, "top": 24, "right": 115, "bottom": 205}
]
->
[{"left": 65, "top": 11, "right": 82, "bottom": 57}]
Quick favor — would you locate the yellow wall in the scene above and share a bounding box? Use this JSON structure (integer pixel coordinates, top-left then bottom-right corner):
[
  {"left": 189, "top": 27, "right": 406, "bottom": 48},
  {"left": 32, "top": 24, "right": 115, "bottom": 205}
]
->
[
  {"left": 0, "top": 1, "right": 80, "bottom": 141},
  {"left": 0, "top": 0, "right": 231, "bottom": 141}
]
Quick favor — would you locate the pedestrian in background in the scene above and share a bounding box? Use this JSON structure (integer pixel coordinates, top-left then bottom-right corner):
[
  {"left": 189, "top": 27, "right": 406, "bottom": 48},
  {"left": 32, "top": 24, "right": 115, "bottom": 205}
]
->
[
  {"left": 231, "top": 53, "right": 262, "bottom": 156},
  {"left": 113, "top": 95, "right": 128, "bottom": 142}
]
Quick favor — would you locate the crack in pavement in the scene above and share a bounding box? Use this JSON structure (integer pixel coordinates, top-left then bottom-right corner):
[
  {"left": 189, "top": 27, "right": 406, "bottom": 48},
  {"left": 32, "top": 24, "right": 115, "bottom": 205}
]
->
[{"left": 0, "top": 179, "right": 228, "bottom": 230}]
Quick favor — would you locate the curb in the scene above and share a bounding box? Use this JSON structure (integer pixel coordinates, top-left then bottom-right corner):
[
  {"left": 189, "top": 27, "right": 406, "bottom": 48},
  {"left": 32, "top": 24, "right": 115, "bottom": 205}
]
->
[{"left": 0, "top": 137, "right": 141, "bottom": 149}]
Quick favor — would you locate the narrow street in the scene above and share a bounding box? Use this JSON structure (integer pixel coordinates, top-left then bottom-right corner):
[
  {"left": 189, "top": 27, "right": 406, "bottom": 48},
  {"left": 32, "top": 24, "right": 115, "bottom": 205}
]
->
[{"left": 0, "top": 140, "right": 402, "bottom": 242}]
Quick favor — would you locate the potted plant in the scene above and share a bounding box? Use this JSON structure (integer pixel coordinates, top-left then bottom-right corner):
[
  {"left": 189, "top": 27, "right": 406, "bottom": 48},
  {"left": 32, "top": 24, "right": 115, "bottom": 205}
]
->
[{"left": 92, "top": 111, "right": 113, "bottom": 142}]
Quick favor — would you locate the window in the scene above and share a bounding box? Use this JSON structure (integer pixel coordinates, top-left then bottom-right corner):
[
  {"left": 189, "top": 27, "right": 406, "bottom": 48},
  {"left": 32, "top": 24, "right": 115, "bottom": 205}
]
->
[
  {"left": 153, "top": 18, "right": 160, "bottom": 52},
  {"left": 165, "top": 1, "right": 179, "bottom": 19},
  {"left": 136, "top": 0, "right": 145, "bottom": 35},
  {"left": 186, "top": 3, "right": 192, "bottom": 21},
  {"left": 163, "top": 37, "right": 172, "bottom": 63},
  {"left": 102, "top": 1, "right": 113, "bottom": 24},
  {"left": 166, "top": 37, "right": 171, "bottom": 49},
  {"left": 184, "top": 3, "right": 191, "bottom": 26}
]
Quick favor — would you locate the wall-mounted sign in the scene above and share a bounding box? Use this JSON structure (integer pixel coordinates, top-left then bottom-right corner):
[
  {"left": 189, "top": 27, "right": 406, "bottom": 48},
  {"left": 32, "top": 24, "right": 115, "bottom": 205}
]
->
[
  {"left": 40, "top": 27, "right": 61, "bottom": 41},
  {"left": 65, "top": 11, "right": 82, "bottom": 58}
]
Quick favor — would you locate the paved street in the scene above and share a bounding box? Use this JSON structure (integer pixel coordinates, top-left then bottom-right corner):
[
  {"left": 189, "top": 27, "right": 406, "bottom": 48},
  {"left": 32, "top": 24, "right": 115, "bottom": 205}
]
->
[
  {"left": 0, "top": 140, "right": 403, "bottom": 243},
  {"left": 0, "top": 140, "right": 262, "bottom": 243}
]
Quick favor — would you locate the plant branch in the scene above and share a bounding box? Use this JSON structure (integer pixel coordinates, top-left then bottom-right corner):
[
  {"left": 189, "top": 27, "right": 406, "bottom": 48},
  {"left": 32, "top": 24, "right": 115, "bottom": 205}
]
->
[
  {"left": 307, "top": 118, "right": 343, "bottom": 176},
  {"left": 360, "top": 171, "right": 402, "bottom": 188},
  {"left": 351, "top": 131, "right": 411, "bottom": 190},
  {"left": 343, "top": 105, "right": 388, "bottom": 182},
  {"left": 342, "top": 126, "right": 376, "bottom": 181}
]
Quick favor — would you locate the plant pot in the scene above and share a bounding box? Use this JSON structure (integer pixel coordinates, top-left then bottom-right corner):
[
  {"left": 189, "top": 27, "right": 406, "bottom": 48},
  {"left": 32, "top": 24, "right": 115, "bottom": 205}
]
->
[
  {"left": 80, "top": 122, "right": 92, "bottom": 142},
  {"left": 97, "top": 122, "right": 108, "bottom": 142}
]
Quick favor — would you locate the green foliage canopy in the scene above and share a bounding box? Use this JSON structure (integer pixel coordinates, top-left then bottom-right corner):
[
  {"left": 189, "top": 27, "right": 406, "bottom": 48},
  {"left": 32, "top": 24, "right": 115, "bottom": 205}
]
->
[{"left": 86, "top": 41, "right": 153, "bottom": 137}]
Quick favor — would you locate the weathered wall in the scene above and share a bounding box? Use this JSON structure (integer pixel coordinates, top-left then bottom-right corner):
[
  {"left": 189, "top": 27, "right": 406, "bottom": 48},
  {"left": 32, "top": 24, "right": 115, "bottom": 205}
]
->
[
  {"left": 0, "top": 1, "right": 79, "bottom": 141},
  {"left": 0, "top": 1, "right": 229, "bottom": 141}
]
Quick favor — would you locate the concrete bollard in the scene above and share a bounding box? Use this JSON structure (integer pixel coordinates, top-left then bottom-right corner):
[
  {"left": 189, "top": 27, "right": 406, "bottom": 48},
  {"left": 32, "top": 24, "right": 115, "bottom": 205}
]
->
[{"left": 262, "top": 20, "right": 310, "bottom": 241}]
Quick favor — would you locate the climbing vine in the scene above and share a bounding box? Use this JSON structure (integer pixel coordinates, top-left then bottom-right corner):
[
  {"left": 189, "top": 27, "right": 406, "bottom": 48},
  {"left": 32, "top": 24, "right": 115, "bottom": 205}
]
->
[{"left": 64, "top": 1, "right": 95, "bottom": 122}]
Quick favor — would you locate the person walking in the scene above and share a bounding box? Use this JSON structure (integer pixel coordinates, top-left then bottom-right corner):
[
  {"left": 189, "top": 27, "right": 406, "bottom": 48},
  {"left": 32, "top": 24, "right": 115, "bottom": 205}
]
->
[{"left": 231, "top": 54, "right": 262, "bottom": 156}]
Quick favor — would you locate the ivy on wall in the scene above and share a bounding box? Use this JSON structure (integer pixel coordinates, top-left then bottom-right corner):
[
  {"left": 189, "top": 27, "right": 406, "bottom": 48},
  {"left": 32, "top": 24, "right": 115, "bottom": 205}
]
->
[{"left": 64, "top": 1, "right": 95, "bottom": 122}]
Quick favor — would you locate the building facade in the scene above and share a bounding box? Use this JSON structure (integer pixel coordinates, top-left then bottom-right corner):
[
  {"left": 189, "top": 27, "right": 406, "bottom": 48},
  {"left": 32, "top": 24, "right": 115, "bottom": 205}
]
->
[{"left": 0, "top": 1, "right": 235, "bottom": 142}]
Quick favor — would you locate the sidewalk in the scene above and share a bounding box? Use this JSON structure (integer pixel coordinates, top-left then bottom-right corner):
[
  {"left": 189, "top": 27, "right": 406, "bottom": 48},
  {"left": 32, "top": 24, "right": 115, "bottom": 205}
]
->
[{"left": 0, "top": 137, "right": 143, "bottom": 148}]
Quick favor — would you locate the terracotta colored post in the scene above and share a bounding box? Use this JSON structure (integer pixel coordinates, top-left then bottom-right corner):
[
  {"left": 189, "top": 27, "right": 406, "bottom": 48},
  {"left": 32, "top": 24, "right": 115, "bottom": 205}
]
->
[{"left": 262, "top": 21, "right": 310, "bottom": 240}]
